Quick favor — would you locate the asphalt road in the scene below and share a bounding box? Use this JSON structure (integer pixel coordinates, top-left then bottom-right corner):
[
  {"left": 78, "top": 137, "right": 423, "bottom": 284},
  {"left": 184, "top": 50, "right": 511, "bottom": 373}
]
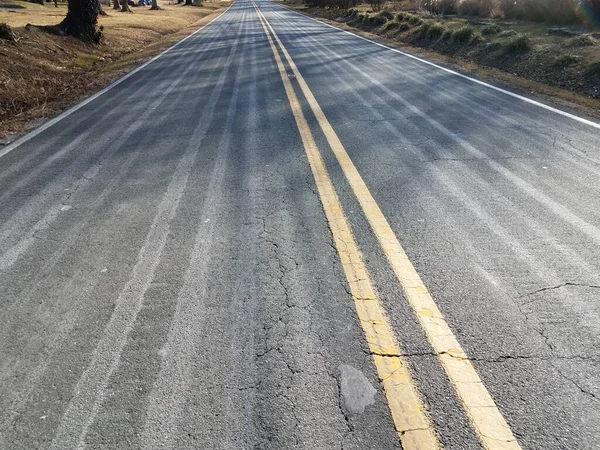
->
[{"left": 1, "top": 1, "right": 600, "bottom": 449}]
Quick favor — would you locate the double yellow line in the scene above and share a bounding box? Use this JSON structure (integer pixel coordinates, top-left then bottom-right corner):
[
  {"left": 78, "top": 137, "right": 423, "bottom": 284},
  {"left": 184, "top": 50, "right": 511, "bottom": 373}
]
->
[{"left": 253, "top": 4, "right": 521, "bottom": 449}]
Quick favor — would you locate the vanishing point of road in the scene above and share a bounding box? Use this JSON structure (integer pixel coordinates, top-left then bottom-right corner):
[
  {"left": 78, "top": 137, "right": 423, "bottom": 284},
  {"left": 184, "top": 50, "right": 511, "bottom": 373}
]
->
[{"left": 1, "top": 1, "right": 599, "bottom": 449}]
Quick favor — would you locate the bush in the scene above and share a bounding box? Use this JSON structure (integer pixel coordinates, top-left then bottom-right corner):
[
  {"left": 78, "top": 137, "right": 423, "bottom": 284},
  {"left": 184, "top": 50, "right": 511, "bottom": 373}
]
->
[
  {"left": 452, "top": 25, "right": 476, "bottom": 42},
  {"left": 399, "top": 22, "right": 411, "bottom": 31},
  {"left": 502, "top": 34, "right": 532, "bottom": 54},
  {"left": 384, "top": 20, "right": 400, "bottom": 30},
  {"left": 553, "top": 54, "right": 580, "bottom": 66},
  {"left": 427, "top": 22, "right": 447, "bottom": 38},
  {"left": 584, "top": 61, "right": 600, "bottom": 77},
  {"left": 568, "top": 34, "right": 597, "bottom": 46},
  {"left": 441, "top": 29, "right": 454, "bottom": 40},
  {"left": 378, "top": 10, "right": 394, "bottom": 20},
  {"left": 371, "top": 15, "right": 388, "bottom": 25},
  {"left": 481, "top": 24, "right": 501, "bottom": 35},
  {"left": 458, "top": 0, "right": 493, "bottom": 17},
  {"left": 407, "top": 13, "right": 424, "bottom": 24}
]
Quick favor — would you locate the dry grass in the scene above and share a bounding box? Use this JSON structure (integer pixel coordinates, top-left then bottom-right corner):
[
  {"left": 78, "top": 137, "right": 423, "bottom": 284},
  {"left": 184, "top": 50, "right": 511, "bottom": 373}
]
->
[
  {"left": 0, "top": 0, "right": 230, "bottom": 140},
  {"left": 285, "top": 0, "right": 600, "bottom": 118},
  {"left": 290, "top": 0, "right": 600, "bottom": 112}
]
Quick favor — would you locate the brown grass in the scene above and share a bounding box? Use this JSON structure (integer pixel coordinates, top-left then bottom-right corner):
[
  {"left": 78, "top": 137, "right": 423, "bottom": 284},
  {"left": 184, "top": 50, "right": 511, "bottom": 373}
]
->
[
  {"left": 0, "top": 0, "right": 230, "bottom": 141},
  {"left": 286, "top": 1, "right": 600, "bottom": 117}
]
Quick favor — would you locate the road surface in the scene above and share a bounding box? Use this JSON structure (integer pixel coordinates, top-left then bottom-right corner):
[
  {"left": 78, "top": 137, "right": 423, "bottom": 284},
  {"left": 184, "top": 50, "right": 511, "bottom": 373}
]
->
[{"left": 1, "top": 1, "right": 599, "bottom": 449}]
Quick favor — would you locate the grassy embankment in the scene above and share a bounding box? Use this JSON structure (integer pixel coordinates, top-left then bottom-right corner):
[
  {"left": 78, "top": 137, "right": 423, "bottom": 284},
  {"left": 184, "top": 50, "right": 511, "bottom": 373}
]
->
[
  {"left": 0, "top": 0, "right": 230, "bottom": 140},
  {"left": 287, "top": 1, "right": 600, "bottom": 116}
]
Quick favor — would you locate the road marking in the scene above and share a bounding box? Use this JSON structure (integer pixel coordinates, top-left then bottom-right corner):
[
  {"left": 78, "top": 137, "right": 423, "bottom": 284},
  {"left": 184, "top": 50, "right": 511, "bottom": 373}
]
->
[
  {"left": 253, "top": 3, "right": 439, "bottom": 449},
  {"left": 274, "top": 3, "right": 600, "bottom": 131},
  {"left": 0, "top": 4, "right": 232, "bottom": 160},
  {"left": 255, "top": 5, "right": 522, "bottom": 450}
]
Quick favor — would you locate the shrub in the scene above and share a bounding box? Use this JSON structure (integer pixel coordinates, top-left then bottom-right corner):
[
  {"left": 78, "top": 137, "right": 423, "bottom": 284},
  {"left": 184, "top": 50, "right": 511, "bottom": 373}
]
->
[
  {"left": 441, "top": 29, "right": 454, "bottom": 40},
  {"left": 411, "top": 23, "right": 429, "bottom": 39},
  {"left": 427, "top": 22, "right": 447, "bottom": 38},
  {"left": 502, "top": 34, "right": 532, "bottom": 54},
  {"left": 384, "top": 20, "right": 401, "bottom": 30},
  {"left": 584, "top": 61, "right": 600, "bottom": 77},
  {"left": 481, "top": 24, "right": 501, "bottom": 35},
  {"left": 452, "top": 25, "right": 476, "bottom": 42},
  {"left": 458, "top": 0, "right": 493, "bottom": 17},
  {"left": 371, "top": 15, "right": 388, "bottom": 25},
  {"left": 567, "top": 34, "right": 597, "bottom": 46},
  {"left": 553, "top": 54, "right": 580, "bottom": 66},
  {"left": 407, "top": 13, "right": 424, "bottom": 24},
  {"left": 399, "top": 22, "right": 411, "bottom": 31},
  {"left": 378, "top": 10, "right": 394, "bottom": 20}
]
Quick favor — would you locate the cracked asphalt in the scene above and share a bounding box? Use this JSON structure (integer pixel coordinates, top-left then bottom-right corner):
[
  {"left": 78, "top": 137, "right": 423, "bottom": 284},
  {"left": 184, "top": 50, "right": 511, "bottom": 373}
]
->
[{"left": 1, "top": 0, "right": 600, "bottom": 449}]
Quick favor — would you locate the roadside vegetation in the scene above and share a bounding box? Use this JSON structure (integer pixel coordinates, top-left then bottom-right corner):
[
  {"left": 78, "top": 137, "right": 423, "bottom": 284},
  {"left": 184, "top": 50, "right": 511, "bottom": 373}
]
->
[
  {"left": 0, "top": 0, "right": 228, "bottom": 140},
  {"left": 292, "top": 0, "right": 600, "bottom": 103}
]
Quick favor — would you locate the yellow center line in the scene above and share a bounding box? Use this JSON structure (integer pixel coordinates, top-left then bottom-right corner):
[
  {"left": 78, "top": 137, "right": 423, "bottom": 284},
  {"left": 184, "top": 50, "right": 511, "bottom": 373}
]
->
[
  {"left": 255, "top": 5, "right": 522, "bottom": 450},
  {"left": 252, "top": 2, "right": 439, "bottom": 449}
]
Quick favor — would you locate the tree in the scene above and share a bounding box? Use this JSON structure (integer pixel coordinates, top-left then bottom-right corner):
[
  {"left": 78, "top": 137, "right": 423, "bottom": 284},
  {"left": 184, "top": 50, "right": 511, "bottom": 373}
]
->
[
  {"left": 151, "top": 0, "right": 161, "bottom": 10},
  {"left": 113, "top": 0, "right": 119, "bottom": 9},
  {"left": 121, "top": 0, "right": 131, "bottom": 12},
  {"left": 31, "top": 0, "right": 102, "bottom": 43}
]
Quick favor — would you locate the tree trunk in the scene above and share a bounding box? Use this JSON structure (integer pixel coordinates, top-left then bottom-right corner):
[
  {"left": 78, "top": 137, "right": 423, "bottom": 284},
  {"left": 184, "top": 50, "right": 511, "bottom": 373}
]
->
[
  {"left": 121, "top": 0, "right": 130, "bottom": 12},
  {"left": 113, "top": 0, "right": 119, "bottom": 9},
  {"left": 150, "top": 0, "right": 161, "bottom": 10},
  {"left": 56, "top": 0, "right": 101, "bottom": 42},
  {"left": 184, "top": 0, "right": 192, "bottom": 5}
]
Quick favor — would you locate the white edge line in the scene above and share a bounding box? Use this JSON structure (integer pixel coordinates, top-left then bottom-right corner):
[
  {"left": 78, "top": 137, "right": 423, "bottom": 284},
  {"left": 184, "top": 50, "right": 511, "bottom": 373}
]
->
[
  {"left": 0, "top": 3, "right": 233, "bottom": 160},
  {"left": 274, "top": 2, "right": 600, "bottom": 130}
]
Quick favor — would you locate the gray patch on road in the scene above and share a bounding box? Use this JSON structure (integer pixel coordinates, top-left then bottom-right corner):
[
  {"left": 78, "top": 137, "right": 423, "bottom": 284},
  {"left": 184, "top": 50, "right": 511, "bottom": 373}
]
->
[{"left": 339, "top": 364, "right": 377, "bottom": 415}]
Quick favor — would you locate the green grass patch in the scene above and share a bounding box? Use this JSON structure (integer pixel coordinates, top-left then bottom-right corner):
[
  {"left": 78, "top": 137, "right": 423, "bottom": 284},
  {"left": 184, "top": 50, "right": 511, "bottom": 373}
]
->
[
  {"left": 567, "top": 34, "right": 596, "bottom": 47},
  {"left": 553, "top": 54, "right": 580, "bottom": 66},
  {"left": 502, "top": 34, "right": 532, "bottom": 54},
  {"left": 481, "top": 24, "right": 501, "bottom": 36},
  {"left": 584, "top": 61, "right": 600, "bottom": 77},
  {"left": 384, "top": 20, "right": 400, "bottom": 30},
  {"left": 427, "top": 22, "right": 447, "bottom": 39},
  {"left": 452, "top": 26, "right": 476, "bottom": 43}
]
